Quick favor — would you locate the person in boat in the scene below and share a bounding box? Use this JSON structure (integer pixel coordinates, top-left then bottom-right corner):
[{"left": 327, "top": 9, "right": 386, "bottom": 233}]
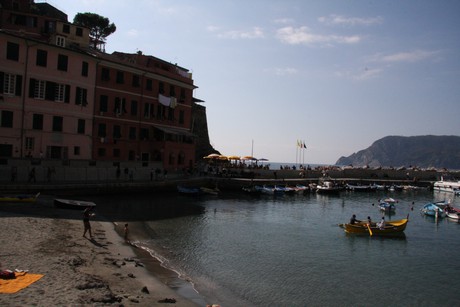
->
[
  {"left": 377, "top": 217, "right": 385, "bottom": 229},
  {"left": 350, "top": 214, "right": 361, "bottom": 225}
]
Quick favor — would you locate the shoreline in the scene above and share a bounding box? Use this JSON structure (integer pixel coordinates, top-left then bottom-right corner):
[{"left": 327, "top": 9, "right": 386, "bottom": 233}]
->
[{"left": 0, "top": 198, "right": 208, "bottom": 306}]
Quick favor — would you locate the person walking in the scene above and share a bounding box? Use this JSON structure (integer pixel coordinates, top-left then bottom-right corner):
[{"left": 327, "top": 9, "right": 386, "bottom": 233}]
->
[{"left": 83, "top": 207, "right": 95, "bottom": 238}]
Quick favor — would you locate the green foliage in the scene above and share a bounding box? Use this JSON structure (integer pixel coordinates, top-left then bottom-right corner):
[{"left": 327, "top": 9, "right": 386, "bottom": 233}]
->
[{"left": 73, "top": 12, "right": 116, "bottom": 50}]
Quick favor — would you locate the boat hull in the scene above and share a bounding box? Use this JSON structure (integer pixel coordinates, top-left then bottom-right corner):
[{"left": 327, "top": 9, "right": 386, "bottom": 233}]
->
[
  {"left": 344, "top": 219, "right": 408, "bottom": 236},
  {"left": 54, "top": 199, "right": 96, "bottom": 210},
  {"left": 0, "top": 192, "right": 40, "bottom": 203}
]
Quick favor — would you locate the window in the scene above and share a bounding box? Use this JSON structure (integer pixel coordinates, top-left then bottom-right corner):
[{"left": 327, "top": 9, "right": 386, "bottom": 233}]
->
[
  {"left": 74, "top": 146, "right": 80, "bottom": 155},
  {"left": 180, "top": 88, "right": 186, "bottom": 102},
  {"left": 81, "top": 61, "right": 88, "bottom": 77},
  {"left": 159, "top": 82, "right": 164, "bottom": 94},
  {"left": 1, "top": 73, "right": 22, "bottom": 96},
  {"left": 116, "top": 71, "right": 124, "bottom": 84},
  {"left": 169, "top": 85, "right": 176, "bottom": 97},
  {"left": 132, "top": 75, "right": 140, "bottom": 87},
  {"left": 3, "top": 73, "right": 16, "bottom": 95},
  {"left": 129, "top": 127, "right": 136, "bottom": 140},
  {"left": 1, "top": 110, "right": 13, "bottom": 127},
  {"left": 77, "top": 119, "right": 85, "bottom": 134},
  {"left": 146, "top": 79, "right": 153, "bottom": 91},
  {"left": 113, "top": 125, "right": 121, "bottom": 139},
  {"left": 98, "top": 123, "right": 106, "bottom": 137},
  {"left": 157, "top": 105, "right": 166, "bottom": 119},
  {"left": 25, "top": 137, "right": 34, "bottom": 151},
  {"left": 114, "top": 97, "right": 126, "bottom": 115},
  {"left": 101, "top": 68, "right": 110, "bottom": 81},
  {"left": 140, "top": 128, "right": 149, "bottom": 140},
  {"left": 33, "top": 80, "right": 46, "bottom": 99},
  {"left": 130, "top": 100, "right": 138, "bottom": 116},
  {"left": 7, "top": 42, "right": 19, "bottom": 61},
  {"left": 55, "top": 83, "right": 66, "bottom": 102},
  {"left": 99, "top": 95, "right": 108, "bottom": 112},
  {"left": 32, "top": 114, "right": 43, "bottom": 130},
  {"left": 62, "top": 24, "right": 70, "bottom": 33},
  {"left": 168, "top": 108, "right": 175, "bottom": 121},
  {"left": 179, "top": 110, "right": 185, "bottom": 124},
  {"left": 76, "top": 27, "right": 83, "bottom": 37},
  {"left": 75, "top": 87, "right": 87, "bottom": 106},
  {"left": 57, "top": 54, "right": 68, "bottom": 71},
  {"left": 52, "top": 116, "right": 63, "bottom": 132},
  {"left": 98, "top": 148, "right": 106, "bottom": 157},
  {"left": 36, "top": 49, "right": 47, "bottom": 67},
  {"left": 144, "top": 103, "right": 154, "bottom": 119},
  {"left": 56, "top": 36, "right": 65, "bottom": 47},
  {"left": 113, "top": 149, "right": 120, "bottom": 158}
]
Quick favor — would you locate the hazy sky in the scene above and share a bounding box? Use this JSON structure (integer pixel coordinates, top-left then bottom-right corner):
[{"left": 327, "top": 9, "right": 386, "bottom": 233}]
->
[{"left": 54, "top": 0, "right": 460, "bottom": 164}]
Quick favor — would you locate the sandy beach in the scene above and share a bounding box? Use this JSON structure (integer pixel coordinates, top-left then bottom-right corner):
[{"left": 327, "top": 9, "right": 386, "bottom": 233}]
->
[{"left": 0, "top": 198, "right": 205, "bottom": 306}]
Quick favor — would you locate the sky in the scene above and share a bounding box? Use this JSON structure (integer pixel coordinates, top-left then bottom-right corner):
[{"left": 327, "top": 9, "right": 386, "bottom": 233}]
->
[{"left": 51, "top": 0, "right": 460, "bottom": 164}]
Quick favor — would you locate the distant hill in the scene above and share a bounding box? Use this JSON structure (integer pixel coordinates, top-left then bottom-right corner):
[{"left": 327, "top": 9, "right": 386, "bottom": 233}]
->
[{"left": 335, "top": 135, "right": 460, "bottom": 169}]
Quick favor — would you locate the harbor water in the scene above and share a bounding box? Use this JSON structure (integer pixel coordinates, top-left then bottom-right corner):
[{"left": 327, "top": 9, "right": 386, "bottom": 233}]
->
[{"left": 95, "top": 189, "right": 460, "bottom": 306}]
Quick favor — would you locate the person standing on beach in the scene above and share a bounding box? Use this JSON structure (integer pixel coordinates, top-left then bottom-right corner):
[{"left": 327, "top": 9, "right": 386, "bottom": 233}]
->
[
  {"left": 124, "top": 223, "right": 129, "bottom": 242},
  {"left": 83, "top": 207, "right": 94, "bottom": 238}
]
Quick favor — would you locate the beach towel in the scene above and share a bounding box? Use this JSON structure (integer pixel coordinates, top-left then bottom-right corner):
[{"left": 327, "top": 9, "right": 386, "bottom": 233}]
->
[{"left": 0, "top": 272, "right": 44, "bottom": 294}]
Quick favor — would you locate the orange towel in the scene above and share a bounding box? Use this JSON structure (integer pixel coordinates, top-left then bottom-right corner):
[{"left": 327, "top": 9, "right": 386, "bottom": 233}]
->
[{"left": 0, "top": 273, "right": 44, "bottom": 294}]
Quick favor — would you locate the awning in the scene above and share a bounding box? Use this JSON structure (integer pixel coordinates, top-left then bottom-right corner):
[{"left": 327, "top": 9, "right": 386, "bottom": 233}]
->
[{"left": 153, "top": 125, "right": 196, "bottom": 137}]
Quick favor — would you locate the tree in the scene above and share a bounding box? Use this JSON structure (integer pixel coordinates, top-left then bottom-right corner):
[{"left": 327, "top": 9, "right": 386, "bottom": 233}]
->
[{"left": 73, "top": 12, "right": 116, "bottom": 51}]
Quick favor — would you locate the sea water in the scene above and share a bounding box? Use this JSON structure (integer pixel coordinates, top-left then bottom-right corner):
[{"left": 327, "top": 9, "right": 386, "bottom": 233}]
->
[{"left": 95, "top": 189, "right": 460, "bottom": 306}]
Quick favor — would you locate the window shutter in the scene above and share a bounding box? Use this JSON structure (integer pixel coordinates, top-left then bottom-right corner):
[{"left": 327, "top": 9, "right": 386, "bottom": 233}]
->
[
  {"left": 65, "top": 85, "right": 70, "bottom": 102},
  {"left": 0, "top": 72, "right": 4, "bottom": 94},
  {"left": 29, "top": 78, "right": 36, "bottom": 98},
  {"left": 45, "top": 81, "right": 55, "bottom": 101},
  {"left": 15, "top": 75, "right": 22, "bottom": 96}
]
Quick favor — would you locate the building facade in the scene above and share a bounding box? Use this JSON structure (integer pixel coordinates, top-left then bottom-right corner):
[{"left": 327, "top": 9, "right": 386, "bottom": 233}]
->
[{"left": 0, "top": 0, "right": 198, "bottom": 170}]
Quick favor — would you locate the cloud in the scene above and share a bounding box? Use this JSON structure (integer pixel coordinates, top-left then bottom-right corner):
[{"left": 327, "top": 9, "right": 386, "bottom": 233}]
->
[
  {"left": 206, "top": 25, "right": 220, "bottom": 32},
  {"left": 217, "top": 27, "right": 264, "bottom": 39},
  {"left": 335, "top": 67, "right": 383, "bottom": 81},
  {"left": 370, "top": 50, "right": 440, "bottom": 63},
  {"left": 273, "top": 18, "right": 295, "bottom": 25},
  {"left": 276, "top": 26, "right": 361, "bottom": 45},
  {"left": 126, "top": 29, "right": 139, "bottom": 37},
  {"left": 318, "top": 14, "right": 383, "bottom": 26},
  {"left": 265, "top": 67, "right": 298, "bottom": 76}
]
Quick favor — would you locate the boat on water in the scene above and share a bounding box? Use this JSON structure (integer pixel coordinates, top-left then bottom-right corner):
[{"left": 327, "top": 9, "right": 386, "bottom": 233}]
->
[
  {"left": 378, "top": 197, "right": 397, "bottom": 213},
  {"left": 433, "top": 176, "right": 460, "bottom": 193},
  {"left": 343, "top": 218, "right": 408, "bottom": 236},
  {"left": 54, "top": 198, "right": 96, "bottom": 210},
  {"left": 420, "top": 200, "right": 449, "bottom": 218},
  {"left": 445, "top": 205, "right": 460, "bottom": 220},
  {"left": 177, "top": 185, "right": 201, "bottom": 195},
  {"left": 316, "top": 179, "right": 342, "bottom": 194},
  {"left": 346, "top": 184, "right": 377, "bottom": 192},
  {"left": 0, "top": 192, "right": 40, "bottom": 202}
]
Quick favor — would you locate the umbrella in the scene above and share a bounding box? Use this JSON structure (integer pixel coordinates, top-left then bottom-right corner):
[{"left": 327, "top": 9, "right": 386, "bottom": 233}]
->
[
  {"left": 203, "top": 153, "right": 224, "bottom": 159},
  {"left": 242, "top": 156, "right": 257, "bottom": 161},
  {"left": 227, "top": 155, "right": 241, "bottom": 160},
  {"left": 258, "top": 158, "right": 269, "bottom": 162}
]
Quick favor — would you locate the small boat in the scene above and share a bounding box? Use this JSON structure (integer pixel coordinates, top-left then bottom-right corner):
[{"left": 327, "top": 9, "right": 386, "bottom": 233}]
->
[
  {"left": 242, "top": 185, "right": 262, "bottom": 195},
  {"left": 420, "top": 200, "right": 449, "bottom": 218},
  {"left": 346, "top": 184, "right": 376, "bottom": 192},
  {"left": 343, "top": 218, "right": 408, "bottom": 236},
  {"left": 54, "top": 198, "right": 96, "bottom": 210},
  {"left": 0, "top": 192, "right": 40, "bottom": 203},
  {"left": 445, "top": 205, "right": 460, "bottom": 220},
  {"left": 177, "top": 185, "right": 201, "bottom": 195},
  {"left": 200, "top": 187, "right": 220, "bottom": 195},
  {"left": 378, "top": 197, "right": 397, "bottom": 212},
  {"left": 316, "top": 180, "right": 342, "bottom": 194}
]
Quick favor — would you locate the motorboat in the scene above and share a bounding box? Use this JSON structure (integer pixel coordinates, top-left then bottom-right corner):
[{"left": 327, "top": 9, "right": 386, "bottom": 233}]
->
[
  {"left": 433, "top": 176, "right": 460, "bottom": 193},
  {"left": 54, "top": 198, "right": 96, "bottom": 210}
]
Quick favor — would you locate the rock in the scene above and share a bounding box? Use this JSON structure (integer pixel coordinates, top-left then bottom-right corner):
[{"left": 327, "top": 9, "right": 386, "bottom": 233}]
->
[
  {"left": 141, "top": 286, "right": 149, "bottom": 294},
  {"left": 128, "top": 273, "right": 135, "bottom": 278}
]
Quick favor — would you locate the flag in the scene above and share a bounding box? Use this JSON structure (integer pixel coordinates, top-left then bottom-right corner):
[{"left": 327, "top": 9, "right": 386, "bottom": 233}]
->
[
  {"left": 297, "top": 140, "right": 301, "bottom": 147},
  {"left": 303, "top": 141, "right": 307, "bottom": 149}
]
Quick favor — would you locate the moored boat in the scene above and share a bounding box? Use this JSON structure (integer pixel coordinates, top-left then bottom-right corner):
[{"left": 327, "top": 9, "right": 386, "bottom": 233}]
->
[
  {"left": 445, "top": 205, "right": 460, "bottom": 220},
  {"left": 316, "top": 180, "right": 342, "bottom": 194},
  {"left": 420, "top": 200, "right": 449, "bottom": 218},
  {"left": 0, "top": 192, "right": 40, "bottom": 203},
  {"left": 177, "top": 185, "right": 201, "bottom": 195},
  {"left": 433, "top": 176, "right": 460, "bottom": 193},
  {"left": 343, "top": 218, "right": 408, "bottom": 236},
  {"left": 54, "top": 198, "right": 96, "bottom": 210}
]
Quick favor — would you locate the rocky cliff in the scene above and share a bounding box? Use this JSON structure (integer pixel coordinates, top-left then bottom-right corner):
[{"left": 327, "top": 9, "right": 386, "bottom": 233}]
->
[{"left": 335, "top": 135, "right": 460, "bottom": 169}]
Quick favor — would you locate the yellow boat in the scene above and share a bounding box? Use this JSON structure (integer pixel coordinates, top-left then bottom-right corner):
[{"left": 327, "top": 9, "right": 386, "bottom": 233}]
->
[
  {"left": 343, "top": 218, "right": 408, "bottom": 236},
  {"left": 0, "top": 192, "right": 40, "bottom": 203}
]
